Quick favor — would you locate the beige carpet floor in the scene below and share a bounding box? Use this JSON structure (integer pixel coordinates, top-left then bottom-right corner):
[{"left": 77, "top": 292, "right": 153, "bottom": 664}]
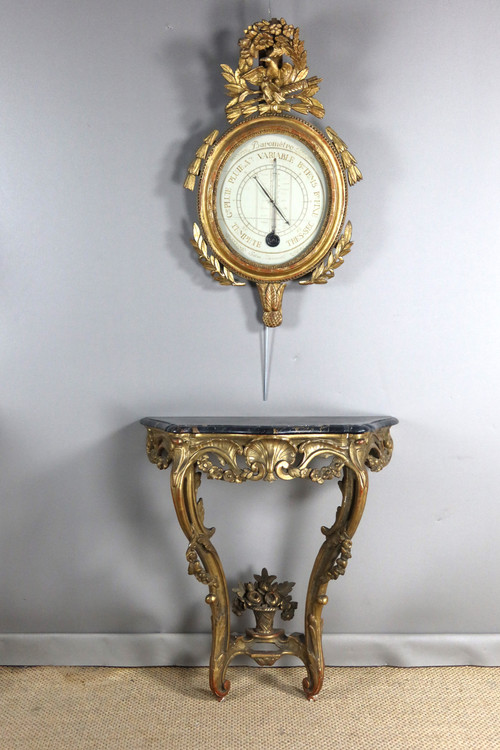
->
[{"left": 0, "top": 666, "right": 498, "bottom": 749}]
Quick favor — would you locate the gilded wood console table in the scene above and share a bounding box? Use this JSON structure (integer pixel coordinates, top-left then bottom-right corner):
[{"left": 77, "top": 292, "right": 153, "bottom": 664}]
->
[{"left": 141, "top": 416, "right": 397, "bottom": 701}]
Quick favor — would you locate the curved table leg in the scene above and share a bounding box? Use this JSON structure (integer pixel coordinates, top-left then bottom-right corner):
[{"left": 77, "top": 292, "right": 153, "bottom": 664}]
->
[
  {"left": 302, "top": 464, "right": 368, "bottom": 700},
  {"left": 170, "top": 464, "right": 232, "bottom": 700}
]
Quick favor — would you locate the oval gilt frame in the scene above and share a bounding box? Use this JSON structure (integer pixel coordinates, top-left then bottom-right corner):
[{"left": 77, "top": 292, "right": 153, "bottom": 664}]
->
[{"left": 197, "top": 115, "right": 348, "bottom": 283}]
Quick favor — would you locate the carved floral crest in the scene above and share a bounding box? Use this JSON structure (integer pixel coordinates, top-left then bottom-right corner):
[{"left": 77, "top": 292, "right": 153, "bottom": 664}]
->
[{"left": 221, "top": 19, "right": 325, "bottom": 124}]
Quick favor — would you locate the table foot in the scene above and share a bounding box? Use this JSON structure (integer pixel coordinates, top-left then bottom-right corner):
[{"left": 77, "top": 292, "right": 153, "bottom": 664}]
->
[{"left": 211, "top": 673, "right": 231, "bottom": 702}]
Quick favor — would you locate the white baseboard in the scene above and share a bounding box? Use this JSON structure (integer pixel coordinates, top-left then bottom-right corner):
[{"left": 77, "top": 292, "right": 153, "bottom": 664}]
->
[{"left": 1, "top": 633, "right": 499, "bottom": 667}]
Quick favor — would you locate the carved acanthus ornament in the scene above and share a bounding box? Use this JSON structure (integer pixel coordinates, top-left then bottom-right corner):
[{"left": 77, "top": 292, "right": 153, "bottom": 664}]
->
[
  {"left": 351, "top": 428, "right": 394, "bottom": 473},
  {"left": 198, "top": 436, "right": 347, "bottom": 484},
  {"left": 145, "top": 428, "right": 393, "bottom": 484},
  {"left": 257, "top": 282, "right": 286, "bottom": 328},
  {"left": 364, "top": 429, "right": 394, "bottom": 472},
  {"left": 145, "top": 429, "right": 172, "bottom": 470}
]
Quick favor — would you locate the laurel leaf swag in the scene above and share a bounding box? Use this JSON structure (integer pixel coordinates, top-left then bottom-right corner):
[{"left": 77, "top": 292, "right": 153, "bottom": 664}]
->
[
  {"left": 326, "top": 127, "right": 363, "bottom": 186},
  {"left": 191, "top": 223, "right": 245, "bottom": 287},
  {"left": 184, "top": 130, "right": 219, "bottom": 191},
  {"left": 299, "top": 222, "right": 353, "bottom": 285}
]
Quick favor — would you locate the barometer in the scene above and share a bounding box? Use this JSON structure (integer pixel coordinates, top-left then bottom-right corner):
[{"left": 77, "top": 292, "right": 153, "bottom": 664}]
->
[{"left": 184, "top": 18, "right": 362, "bottom": 394}]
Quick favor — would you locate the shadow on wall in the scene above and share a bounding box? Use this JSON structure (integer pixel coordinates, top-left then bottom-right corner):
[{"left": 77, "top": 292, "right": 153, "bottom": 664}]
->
[
  {"left": 304, "top": 3, "right": 398, "bottom": 285},
  {"left": 154, "top": 11, "right": 240, "bottom": 287},
  {"left": 0, "top": 420, "right": 199, "bottom": 636}
]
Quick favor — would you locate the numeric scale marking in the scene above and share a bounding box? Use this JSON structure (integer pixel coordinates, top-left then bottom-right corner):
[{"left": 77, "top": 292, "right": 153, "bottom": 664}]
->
[{"left": 217, "top": 135, "right": 327, "bottom": 268}]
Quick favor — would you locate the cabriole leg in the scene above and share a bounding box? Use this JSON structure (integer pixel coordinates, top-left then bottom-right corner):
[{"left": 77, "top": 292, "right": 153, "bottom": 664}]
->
[
  {"left": 171, "top": 464, "right": 231, "bottom": 700},
  {"left": 302, "top": 465, "right": 368, "bottom": 699}
]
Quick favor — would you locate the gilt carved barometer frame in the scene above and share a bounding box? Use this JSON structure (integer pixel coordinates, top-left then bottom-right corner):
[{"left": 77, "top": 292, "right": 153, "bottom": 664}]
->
[{"left": 185, "top": 18, "right": 362, "bottom": 328}]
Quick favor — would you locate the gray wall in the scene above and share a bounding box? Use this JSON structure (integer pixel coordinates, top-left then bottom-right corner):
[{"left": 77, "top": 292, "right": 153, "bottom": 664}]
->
[{"left": 1, "top": 0, "right": 499, "bottom": 664}]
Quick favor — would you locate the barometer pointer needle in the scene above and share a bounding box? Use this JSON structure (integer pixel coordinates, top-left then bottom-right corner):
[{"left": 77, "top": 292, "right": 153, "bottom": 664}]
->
[
  {"left": 272, "top": 157, "right": 277, "bottom": 234},
  {"left": 263, "top": 159, "right": 279, "bottom": 402},
  {"left": 253, "top": 175, "right": 290, "bottom": 225}
]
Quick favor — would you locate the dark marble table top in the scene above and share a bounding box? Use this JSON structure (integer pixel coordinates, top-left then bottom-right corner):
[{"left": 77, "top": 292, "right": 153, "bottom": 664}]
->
[{"left": 140, "top": 416, "right": 398, "bottom": 435}]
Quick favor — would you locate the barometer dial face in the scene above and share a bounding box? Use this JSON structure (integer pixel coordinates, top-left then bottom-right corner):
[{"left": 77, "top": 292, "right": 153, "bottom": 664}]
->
[
  {"left": 216, "top": 133, "right": 328, "bottom": 267},
  {"left": 198, "top": 116, "right": 347, "bottom": 283}
]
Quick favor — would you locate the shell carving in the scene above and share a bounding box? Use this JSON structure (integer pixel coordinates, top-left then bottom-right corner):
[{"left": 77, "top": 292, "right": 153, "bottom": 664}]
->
[{"left": 244, "top": 438, "right": 296, "bottom": 481}]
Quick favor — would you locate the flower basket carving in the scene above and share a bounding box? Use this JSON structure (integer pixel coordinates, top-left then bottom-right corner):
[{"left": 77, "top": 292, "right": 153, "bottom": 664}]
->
[{"left": 232, "top": 568, "right": 297, "bottom": 635}]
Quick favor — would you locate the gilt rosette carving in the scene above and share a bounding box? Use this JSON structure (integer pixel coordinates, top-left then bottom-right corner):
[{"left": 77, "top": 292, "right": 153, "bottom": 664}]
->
[
  {"left": 318, "top": 530, "right": 353, "bottom": 584},
  {"left": 186, "top": 530, "right": 216, "bottom": 587},
  {"left": 195, "top": 437, "right": 249, "bottom": 483}
]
